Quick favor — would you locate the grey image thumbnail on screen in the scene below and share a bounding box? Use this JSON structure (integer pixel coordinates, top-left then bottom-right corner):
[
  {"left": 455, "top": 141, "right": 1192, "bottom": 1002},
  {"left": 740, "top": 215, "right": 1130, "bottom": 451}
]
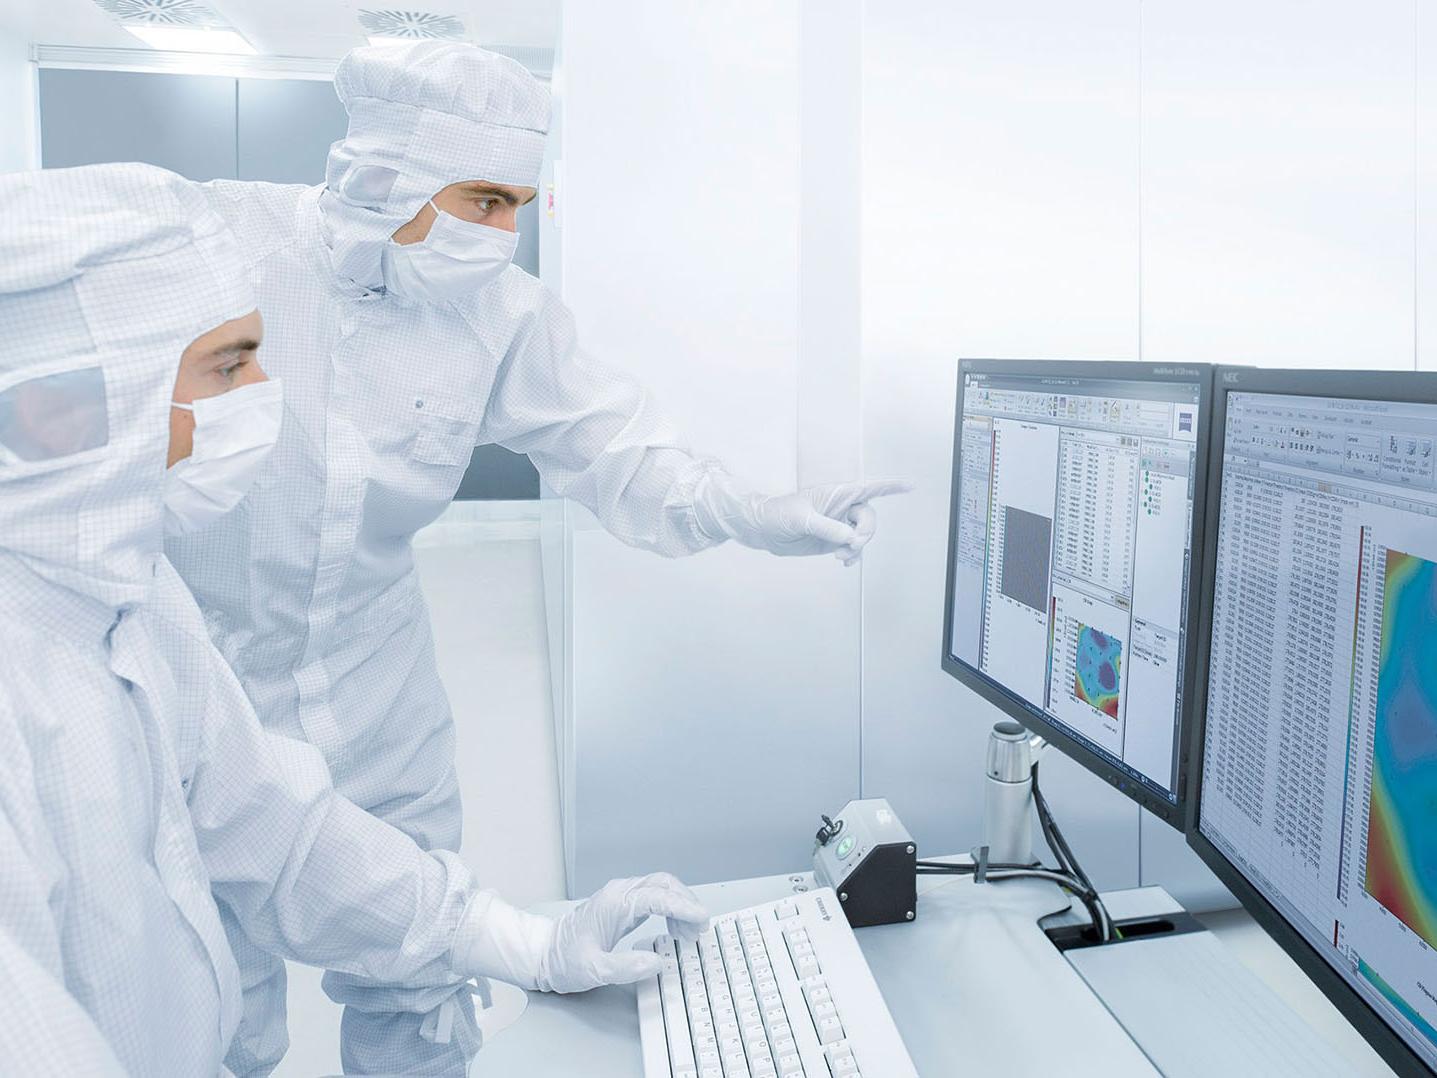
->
[{"left": 1000, "top": 506, "right": 1053, "bottom": 613}]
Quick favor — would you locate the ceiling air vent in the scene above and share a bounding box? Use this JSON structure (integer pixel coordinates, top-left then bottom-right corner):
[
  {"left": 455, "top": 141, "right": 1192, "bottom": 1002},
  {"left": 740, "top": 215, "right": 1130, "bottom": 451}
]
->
[
  {"left": 92, "top": 0, "right": 228, "bottom": 28},
  {"left": 358, "top": 10, "right": 469, "bottom": 43}
]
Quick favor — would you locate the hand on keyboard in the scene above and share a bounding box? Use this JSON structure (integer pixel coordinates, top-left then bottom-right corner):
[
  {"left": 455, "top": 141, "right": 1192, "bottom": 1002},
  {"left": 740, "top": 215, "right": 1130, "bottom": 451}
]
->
[
  {"left": 451, "top": 873, "right": 710, "bottom": 994},
  {"left": 638, "top": 890, "right": 918, "bottom": 1078},
  {"left": 539, "top": 873, "right": 711, "bottom": 993}
]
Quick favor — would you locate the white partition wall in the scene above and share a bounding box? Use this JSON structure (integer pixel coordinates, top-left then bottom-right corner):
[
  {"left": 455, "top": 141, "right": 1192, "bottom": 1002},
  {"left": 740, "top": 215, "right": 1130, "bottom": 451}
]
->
[
  {"left": 0, "top": 27, "right": 36, "bottom": 173},
  {"left": 1421, "top": 0, "right": 1437, "bottom": 372},
  {"left": 553, "top": 0, "right": 865, "bottom": 894},
  {"left": 1140, "top": 0, "right": 1416, "bottom": 372}
]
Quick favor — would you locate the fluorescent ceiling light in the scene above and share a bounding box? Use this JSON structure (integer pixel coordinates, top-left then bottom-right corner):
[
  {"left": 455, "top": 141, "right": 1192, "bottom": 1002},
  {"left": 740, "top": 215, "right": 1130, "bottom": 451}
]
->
[{"left": 125, "top": 25, "right": 256, "bottom": 54}]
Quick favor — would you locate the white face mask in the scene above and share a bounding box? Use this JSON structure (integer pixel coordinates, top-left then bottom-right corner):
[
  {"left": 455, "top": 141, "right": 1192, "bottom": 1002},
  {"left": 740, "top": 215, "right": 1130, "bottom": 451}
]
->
[
  {"left": 164, "top": 378, "right": 283, "bottom": 537},
  {"left": 380, "top": 200, "right": 519, "bottom": 303}
]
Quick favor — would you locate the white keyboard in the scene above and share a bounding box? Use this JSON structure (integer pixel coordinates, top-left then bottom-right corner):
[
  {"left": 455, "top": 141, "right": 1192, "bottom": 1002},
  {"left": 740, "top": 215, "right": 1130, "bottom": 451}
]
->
[{"left": 636, "top": 888, "right": 918, "bottom": 1078}]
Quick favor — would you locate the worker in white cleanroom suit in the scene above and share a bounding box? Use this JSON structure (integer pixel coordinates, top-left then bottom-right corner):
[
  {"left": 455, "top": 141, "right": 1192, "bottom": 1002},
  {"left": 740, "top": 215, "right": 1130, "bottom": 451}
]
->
[
  {"left": 0, "top": 162, "right": 707, "bottom": 1075},
  {"left": 166, "top": 40, "right": 908, "bottom": 1075}
]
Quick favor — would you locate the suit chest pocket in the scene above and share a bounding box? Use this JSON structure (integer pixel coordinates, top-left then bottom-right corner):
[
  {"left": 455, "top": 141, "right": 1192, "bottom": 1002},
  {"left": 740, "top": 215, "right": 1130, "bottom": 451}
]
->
[{"left": 411, "top": 410, "right": 480, "bottom": 468}]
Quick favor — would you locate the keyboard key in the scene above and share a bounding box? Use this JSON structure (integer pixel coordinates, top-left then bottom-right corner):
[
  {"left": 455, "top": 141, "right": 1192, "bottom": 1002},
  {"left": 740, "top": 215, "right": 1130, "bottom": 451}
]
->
[
  {"left": 824, "top": 1041, "right": 860, "bottom": 1078},
  {"left": 775, "top": 902, "right": 799, "bottom": 921},
  {"left": 815, "top": 1015, "right": 845, "bottom": 1046}
]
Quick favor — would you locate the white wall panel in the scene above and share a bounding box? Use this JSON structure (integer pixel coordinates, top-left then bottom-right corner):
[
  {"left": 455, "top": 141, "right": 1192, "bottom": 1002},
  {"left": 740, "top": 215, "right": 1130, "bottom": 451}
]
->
[
  {"left": 1420, "top": 0, "right": 1437, "bottom": 372},
  {"left": 859, "top": 0, "right": 1144, "bottom": 891},
  {"left": 559, "top": 0, "right": 800, "bottom": 489},
  {"left": 557, "top": 0, "right": 864, "bottom": 894},
  {"left": 1141, "top": 0, "right": 1416, "bottom": 370},
  {"left": 798, "top": 0, "right": 863, "bottom": 485},
  {"left": 415, "top": 514, "right": 567, "bottom": 907},
  {"left": 569, "top": 539, "right": 859, "bottom": 894},
  {"left": 0, "top": 28, "right": 37, "bottom": 172}
]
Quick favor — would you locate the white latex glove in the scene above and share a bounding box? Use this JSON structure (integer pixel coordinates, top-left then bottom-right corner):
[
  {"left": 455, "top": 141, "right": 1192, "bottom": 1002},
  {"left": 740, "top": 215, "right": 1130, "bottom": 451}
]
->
[
  {"left": 450, "top": 873, "right": 709, "bottom": 994},
  {"left": 693, "top": 471, "right": 914, "bottom": 565}
]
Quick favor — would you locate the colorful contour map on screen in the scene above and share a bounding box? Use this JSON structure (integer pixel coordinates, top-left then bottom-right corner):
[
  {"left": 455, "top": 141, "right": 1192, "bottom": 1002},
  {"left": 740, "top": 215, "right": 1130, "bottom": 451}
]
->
[
  {"left": 1364, "top": 550, "right": 1437, "bottom": 949},
  {"left": 1359, "top": 960, "right": 1437, "bottom": 1048},
  {"left": 1074, "top": 625, "right": 1122, "bottom": 719}
]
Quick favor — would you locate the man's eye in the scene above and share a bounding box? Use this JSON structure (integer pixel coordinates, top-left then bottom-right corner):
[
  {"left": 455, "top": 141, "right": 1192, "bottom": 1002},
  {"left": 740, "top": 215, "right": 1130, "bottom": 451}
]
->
[{"left": 477, "top": 198, "right": 497, "bottom": 214}]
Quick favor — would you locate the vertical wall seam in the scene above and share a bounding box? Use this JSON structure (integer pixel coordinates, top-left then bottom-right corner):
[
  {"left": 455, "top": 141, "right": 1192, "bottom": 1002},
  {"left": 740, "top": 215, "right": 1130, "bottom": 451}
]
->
[
  {"left": 1137, "top": 0, "right": 1144, "bottom": 365},
  {"left": 855, "top": 0, "right": 866, "bottom": 800}
]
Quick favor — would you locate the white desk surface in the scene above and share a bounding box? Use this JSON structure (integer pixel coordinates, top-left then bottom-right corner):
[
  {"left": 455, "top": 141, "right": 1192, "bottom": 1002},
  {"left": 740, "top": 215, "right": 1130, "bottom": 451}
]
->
[
  {"left": 471, "top": 857, "right": 1401, "bottom": 1077},
  {"left": 475, "top": 864, "right": 1164, "bottom": 1077}
]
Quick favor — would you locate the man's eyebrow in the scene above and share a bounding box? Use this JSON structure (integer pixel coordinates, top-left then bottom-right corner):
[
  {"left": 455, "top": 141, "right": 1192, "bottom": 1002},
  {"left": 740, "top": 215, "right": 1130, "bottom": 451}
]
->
[
  {"left": 206, "top": 339, "right": 261, "bottom": 361},
  {"left": 460, "top": 183, "right": 524, "bottom": 206}
]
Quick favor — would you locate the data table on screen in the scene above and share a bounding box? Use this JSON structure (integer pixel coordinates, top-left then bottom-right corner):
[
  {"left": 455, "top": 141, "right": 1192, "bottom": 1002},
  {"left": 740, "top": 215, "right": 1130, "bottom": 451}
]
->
[{"left": 1199, "top": 388, "right": 1437, "bottom": 1073}]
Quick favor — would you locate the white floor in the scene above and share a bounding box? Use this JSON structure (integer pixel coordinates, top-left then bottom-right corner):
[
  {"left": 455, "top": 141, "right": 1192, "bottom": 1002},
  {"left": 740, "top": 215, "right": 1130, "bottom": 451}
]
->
[{"left": 276, "top": 511, "right": 566, "bottom": 1077}]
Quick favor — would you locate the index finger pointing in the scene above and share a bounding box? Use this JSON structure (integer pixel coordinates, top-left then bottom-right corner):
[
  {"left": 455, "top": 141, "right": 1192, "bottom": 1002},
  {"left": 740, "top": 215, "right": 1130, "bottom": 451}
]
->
[{"left": 851, "top": 478, "right": 914, "bottom": 502}]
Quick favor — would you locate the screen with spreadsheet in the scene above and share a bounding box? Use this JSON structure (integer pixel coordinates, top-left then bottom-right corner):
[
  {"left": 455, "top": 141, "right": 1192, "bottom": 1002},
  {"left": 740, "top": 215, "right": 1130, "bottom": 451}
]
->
[
  {"left": 943, "top": 362, "right": 1207, "bottom": 820},
  {"left": 1196, "top": 382, "right": 1437, "bottom": 1074}
]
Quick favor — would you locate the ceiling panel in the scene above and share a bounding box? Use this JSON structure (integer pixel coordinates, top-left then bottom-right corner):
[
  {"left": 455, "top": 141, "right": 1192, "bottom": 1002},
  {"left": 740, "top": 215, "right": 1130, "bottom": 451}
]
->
[{"left": 3, "top": 0, "right": 557, "bottom": 56}]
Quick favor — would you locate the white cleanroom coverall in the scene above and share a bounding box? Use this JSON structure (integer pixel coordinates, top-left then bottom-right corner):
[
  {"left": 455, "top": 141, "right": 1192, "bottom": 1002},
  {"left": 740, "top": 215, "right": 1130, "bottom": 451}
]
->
[
  {"left": 167, "top": 41, "right": 902, "bottom": 1075},
  {"left": 0, "top": 162, "right": 482, "bottom": 1077}
]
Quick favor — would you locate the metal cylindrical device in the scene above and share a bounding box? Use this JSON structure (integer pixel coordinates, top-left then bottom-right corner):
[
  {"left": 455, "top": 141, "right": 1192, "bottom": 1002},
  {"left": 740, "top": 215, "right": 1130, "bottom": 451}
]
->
[{"left": 982, "top": 721, "right": 1035, "bottom": 866}]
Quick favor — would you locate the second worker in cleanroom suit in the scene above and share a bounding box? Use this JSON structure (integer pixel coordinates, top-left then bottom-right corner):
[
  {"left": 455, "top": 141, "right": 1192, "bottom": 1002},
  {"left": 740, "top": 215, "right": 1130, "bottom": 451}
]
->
[{"left": 166, "top": 41, "right": 910, "bottom": 1075}]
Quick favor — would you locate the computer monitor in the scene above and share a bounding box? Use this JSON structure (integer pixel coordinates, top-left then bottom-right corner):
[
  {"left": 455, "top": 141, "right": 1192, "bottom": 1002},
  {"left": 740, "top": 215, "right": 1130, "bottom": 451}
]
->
[
  {"left": 942, "top": 359, "right": 1213, "bottom": 827},
  {"left": 1188, "top": 367, "right": 1437, "bottom": 1077}
]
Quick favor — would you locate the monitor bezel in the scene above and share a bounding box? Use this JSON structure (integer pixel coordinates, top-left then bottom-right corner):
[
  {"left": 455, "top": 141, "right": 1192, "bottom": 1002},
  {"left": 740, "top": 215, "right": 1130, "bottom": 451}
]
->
[
  {"left": 1186, "top": 364, "right": 1437, "bottom": 1078},
  {"left": 940, "top": 358, "right": 1215, "bottom": 830}
]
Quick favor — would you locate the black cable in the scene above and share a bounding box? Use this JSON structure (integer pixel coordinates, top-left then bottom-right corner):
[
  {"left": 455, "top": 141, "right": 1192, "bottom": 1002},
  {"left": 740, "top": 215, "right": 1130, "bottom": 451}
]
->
[
  {"left": 1030, "top": 760, "right": 1112, "bottom": 941},
  {"left": 1032, "top": 762, "right": 1087, "bottom": 888},
  {"left": 917, "top": 860, "right": 1108, "bottom": 937},
  {"left": 917, "top": 858, "right": 1039, "bottom": 873},
  {"left": 911, "top": 765, "right": 1115, "bottom": 941}
]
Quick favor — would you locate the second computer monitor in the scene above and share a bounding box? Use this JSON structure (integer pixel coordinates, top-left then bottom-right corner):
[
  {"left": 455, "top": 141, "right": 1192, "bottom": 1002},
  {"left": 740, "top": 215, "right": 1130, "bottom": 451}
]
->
[
  {"left": 1189, "top": 367, "right": 1437, "bottom": 1077},
  {"left": 942, "top": 360, "right": 1213, "bottom": 827}
]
